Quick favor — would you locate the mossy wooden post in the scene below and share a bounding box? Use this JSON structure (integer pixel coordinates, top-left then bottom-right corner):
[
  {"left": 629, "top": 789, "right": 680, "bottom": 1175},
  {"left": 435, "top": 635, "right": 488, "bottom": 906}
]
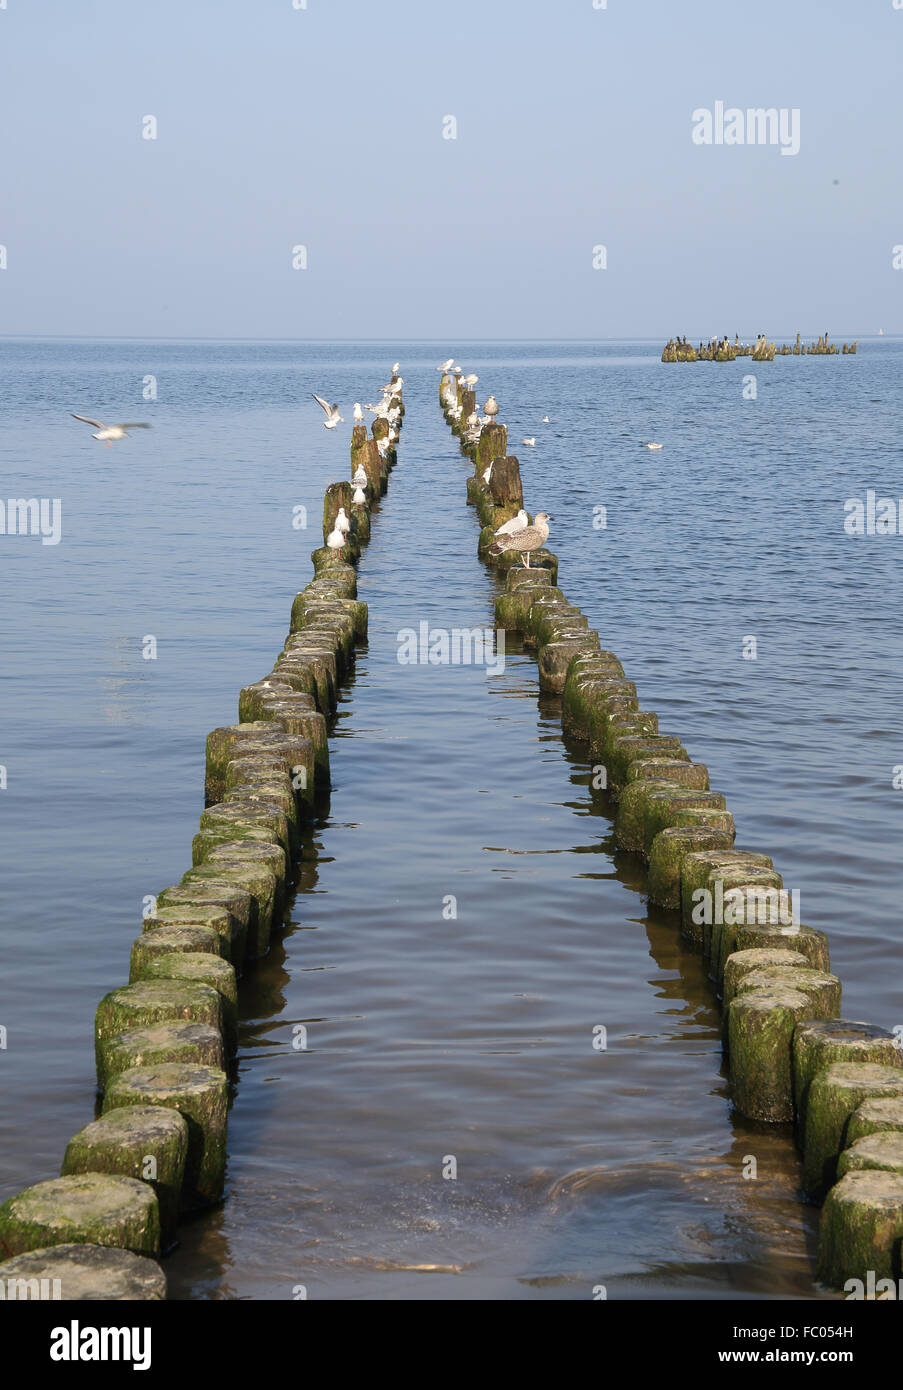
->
[
  {"left": 62, "top": 1107, "right": 188, "bottom": 1249},
  {"left": 459, "top": 389, "right": 476, "bottom": 431},
  {"left": 847, "top": 1096, "right": 903, "bottom": 1145},
  {"left": 0, "top": 1244, "right": 167, "bottom": 1300},
  {"left": 476, "top": 425, "right": 508, "bottom": 475},
  {"left": 727, "top": 985, "right": 828, "bottom": 1123},
  {"left": 838, "top": 1132, "right": 903, "bottom": 1180},
  {"left": 487, "top": 456, "right": 523, "bottom": 511},
  {"left": 95, "top": 981, "right": 224, "bottom": 1092},
  {"left": 142, "top": 902, "right": 241, "bottom": 964},
  {"left": 817, "top": 1171, "right": 903, "bottom": 1289},
  {"left": 351, "top": 428, "right": 381, "bottom": 494},
  {"left": 103, "top": 1063, "right": 229, "bottom": 1210},
  {"left": 322, "top": 481, "right": 352, "bottom": 544},
  {"left": 139, "top": 954, "right": 238, "bottom": 1054},
  {"left": 103, "top": 1021, "right": 226, "bottom": 1088},
  {"left": 0, "top": 1175, "right": 160, "bottom": 1260},
  {"left": 496, "top": 570, "right": 552, "bottom": 629},
  {"left": 646, "top": 825, "right": 736, "bottom": 909},
  {"left": 131, "top": 926, "right": 225, "bottom": 981},
  {"left": 802, "top": 1063, "right": 903, "bottom": 1201},
  {"left": 792, "top": 1020, "right": 901, "bottom": 1136}
]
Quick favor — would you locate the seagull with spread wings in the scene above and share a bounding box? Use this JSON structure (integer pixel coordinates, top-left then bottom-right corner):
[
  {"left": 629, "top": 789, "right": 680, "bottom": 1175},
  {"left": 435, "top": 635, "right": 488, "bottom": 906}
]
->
[
  {"left": 312, "top": 394, "right": 344, "bottom": 429},
  {"left": 71, "top": 414, "right": 152, "bottom": 447}
]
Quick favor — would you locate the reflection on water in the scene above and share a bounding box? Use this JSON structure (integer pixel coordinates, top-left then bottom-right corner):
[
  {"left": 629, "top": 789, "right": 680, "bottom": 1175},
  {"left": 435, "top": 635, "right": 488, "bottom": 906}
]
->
[{"left": 2, "top": 339, "right": 899, "bottom": 1299}]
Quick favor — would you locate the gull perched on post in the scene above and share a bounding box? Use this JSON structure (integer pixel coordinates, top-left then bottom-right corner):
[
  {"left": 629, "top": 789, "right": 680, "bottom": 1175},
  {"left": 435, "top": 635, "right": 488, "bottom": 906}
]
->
[
  {"left": 437, "top": 358, "right": 454, "bottom": 371},
  {"left": 326, "top": 524, "right": 346, "bottom": 550},
  {"left": 463, "top": 373, "right": 479, "bottom": 389},
  {"left": 353, "top": 403, "right": 364, "bottom": 425},
  {"left": 391, "top": 362, "right": 400, "bottom": 374},
  {"left": 494, "top": 509, "right": 528, "bottom": 537},
  {"left": 71, "top": 414, "right": 152, "bottom": 447},
  {"left": 491, "top": 513, "right": 553, "bottom": 568},
  {"left": 312, "top": 394, "right": 344, "bottom": 429},
  {"left": 483, "top": 396, "right": 499, "bottom": 421},
  {"left": 352, "top": 464, "right": 368, "bottom": 486},
  {"left": 335, "top": 507, "right": 351, "bottom": 536},
  {"left": 352, "top": 485, "right": 367, "bottom": 506}
]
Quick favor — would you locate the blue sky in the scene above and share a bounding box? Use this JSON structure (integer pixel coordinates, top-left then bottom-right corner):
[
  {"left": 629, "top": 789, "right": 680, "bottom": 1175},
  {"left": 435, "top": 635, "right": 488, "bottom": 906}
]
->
[{"left": 0, "top": 0, "right": 899, "bottom": 338}]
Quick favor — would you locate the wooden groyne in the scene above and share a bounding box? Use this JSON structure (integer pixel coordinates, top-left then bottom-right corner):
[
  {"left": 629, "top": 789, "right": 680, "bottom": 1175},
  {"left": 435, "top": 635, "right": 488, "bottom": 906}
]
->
[
  {"left": 0, "top": 371, "right": 406, "bottom": 1298},
  {"left": 663, "top": 332, "right": 858, "bottom": 362},
  {"left": 439, "top": 368, "right": 903, "bottom": 1295}
]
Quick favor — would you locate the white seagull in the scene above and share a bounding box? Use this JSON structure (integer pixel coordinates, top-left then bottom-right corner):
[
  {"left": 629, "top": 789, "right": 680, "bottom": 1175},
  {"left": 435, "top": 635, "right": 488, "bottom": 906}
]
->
[
  {"left": 326, "top": 524, "right": 346, "bottom": 550},
  {"left": 71, "top": 414, "right": 152, "bottom": 447},
  {"left": 541, "top": 415, "right": 550, "bottom": 424},
  {"left": 391, "top": 362, "right": 400, "bottom": 374},
  {"left": 352, "top": 485, "right": 367, "bottom": 505},
  {"left": 353, "top": 403, "right": 364, "bottom": 424},
  {"left": 494, "top": 510, "right": 529, "bottom": 537},
  {"left": 482, "top": 464, "right": 493, "bottom": 485},
  {"left": 437, "top": 358, "right": 455, "bottom": 371},
  {"left": 522, "top": 437, "right": 536, "bottom": 447},
  {"left": 463, "top": 374, "right": 479, "bottom": 389},
  {"left": 483, "top": 396, "right": 499, "bottom": 419},
  {"left": 335, "top": 507, "right": 351, "bottom": 535},
  {"left": 645, "top": 442, "right": 664, "bottom": 450},
  {"left": 352, "top": 464, "right": 368, "bottom": 486},
  {"left": 312, "top": 394, "right": 344, "bottom": 429}
]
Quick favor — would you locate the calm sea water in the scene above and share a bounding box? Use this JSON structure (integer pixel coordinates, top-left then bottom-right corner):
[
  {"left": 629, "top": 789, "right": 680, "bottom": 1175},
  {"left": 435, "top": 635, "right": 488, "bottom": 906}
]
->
[{"left": 1, "top": 338, "right": 901, "bottom": 1300}]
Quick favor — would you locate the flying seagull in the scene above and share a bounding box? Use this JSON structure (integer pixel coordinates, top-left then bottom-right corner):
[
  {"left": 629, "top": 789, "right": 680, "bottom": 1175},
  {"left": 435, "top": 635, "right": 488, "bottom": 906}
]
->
[
  {"left": 494, "top": 510, "right": 529, "bottom": 538},
  {"left": 71, "top": 414, "right": 151, "bottom": 447},
  {"left": 312, "top": 394, "right": 344, "bottom": 429},
  {"left": 491, "top": 513, "right": 553, "bottom": 568}
]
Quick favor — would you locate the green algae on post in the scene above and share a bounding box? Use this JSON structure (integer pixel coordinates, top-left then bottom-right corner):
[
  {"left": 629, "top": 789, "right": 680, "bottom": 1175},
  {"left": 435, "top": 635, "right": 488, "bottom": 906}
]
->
[
  {"left": 95, "top": 981, "right": 224, "bottom": 1092},
  {"left": 646, "top": 825, "right": 736, "bottom": 910},
  {"left": 102, "top": 1063, "right": 229, "bottom": 1210},
  {"left": 727, "top": 985, "right": 826, "bottom": 1123},
  {"left": 803, "top": 1063, "right": 903, "bottom": 1200},
  {"left": 0, "top": 1174, "right": 160, "bottom": 1260},
  {"left": 792, "top": 1020, "right": 901, "bottom": 1133},
  {"left": 139, "top": 954, "right": 238, "bottom": 1054},
  {"left": 102, "top": 1021, "right": 226, "bottom": 1088},
  {"left": 847, "top": 1096, "right": 903, "bottom": 1145},
  {"left": 817, "top": 1170, "right": 903, "bottom": 1288},
  {"left": 130, "top": 925, "right": 225, "bottom": 980},
  {"left": 62, "top": 1106, "right": 188, "bottom": 1248},
  {"left": 837, "top": 1131, "right": 903, "bottom": 1180}
]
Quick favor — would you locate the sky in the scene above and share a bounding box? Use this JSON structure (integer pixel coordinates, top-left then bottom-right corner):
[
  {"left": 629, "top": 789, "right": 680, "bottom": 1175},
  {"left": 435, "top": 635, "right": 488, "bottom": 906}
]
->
[{"left": 0, "top": 0, "right": 900, "bottom": 340}]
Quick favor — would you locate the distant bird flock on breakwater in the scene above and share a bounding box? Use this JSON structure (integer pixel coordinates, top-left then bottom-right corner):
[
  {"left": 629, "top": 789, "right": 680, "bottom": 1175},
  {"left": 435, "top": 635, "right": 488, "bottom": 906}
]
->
[{"left": 662, "top": 331, "right": 859, "bottom": 362}]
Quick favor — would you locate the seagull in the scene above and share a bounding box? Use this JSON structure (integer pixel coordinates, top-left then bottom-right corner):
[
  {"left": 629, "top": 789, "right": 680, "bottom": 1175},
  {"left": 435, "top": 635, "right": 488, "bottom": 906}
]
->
[
  {"left": 335, "top": 507, "right": 351, "bottom": 535},
  {"left": 482, "top": 464, "right": 493, "bottom": 485},
  {"left": 352, "top": 485, "right": 367, "bottom": 506},
  {"left": 645, "top": 442, "right": 663, "bottom": 450},
  {"left": 312, "top": 394, "right": 344, "bottom": 429},
  {"left": 494, "top": 510, "right": 529, "bottom": 538},
  {"left": 352, "top": 464, "right": 368, "bottom": 485},
  {"left": 326, "top": 524, "right": 346, "bottom": 550},
  {"left": 463, "top": 374, "right": 479, "bottom": 388},
  {"left": 521, "top": 437, "right": 536, "bottom": 447},
  {"left": 437, "top": 358, "right": 455, "bottom": 371},
  {"left": 451, "top": 366, "right": 463, "bottom": 378},
  {"left": 377, "top": 438, "right": 390, "bottom": 457},
  {"left": 491, "top": 513, "right": 553, "bottom": 568},
  {"left": 391, "top": 362, "right": 400, "bottom": 374},
  {"left": 484, "top": 396, "right": 499, "bottom": 420},
  {"left": 71, "top": 414, "right": 151, "bottom": 447},
  {"left": 353, "top": 403, "right": 364, "bottom": 424},
  {"left": 541, "top": 416, "right": 550, "bottom": 424}
]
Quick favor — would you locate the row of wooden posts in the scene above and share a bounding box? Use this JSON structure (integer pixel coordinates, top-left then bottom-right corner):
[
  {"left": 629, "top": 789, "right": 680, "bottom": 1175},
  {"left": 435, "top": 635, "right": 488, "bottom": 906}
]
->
[
  {"left": 663, "top": 332, "right": 859, "bottom": 362},
  {"left": 439, "top": 368, "right": 903, "bottom": 1295},
  {"left": 0, "top": 380, "right": 405, "bottom": 1299}
]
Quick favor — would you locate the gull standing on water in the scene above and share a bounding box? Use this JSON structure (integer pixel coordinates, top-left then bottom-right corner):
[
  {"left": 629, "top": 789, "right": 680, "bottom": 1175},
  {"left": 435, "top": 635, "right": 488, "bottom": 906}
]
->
[
  {"left": 494, "top": 510, "right": 529, "bottom": 538},
  {"left": 312, "top": 394, "right": 344, "bottom": 429},
  {"left": 491, "top": 512, "right": 553, "bottom": 567},
  {"left": 71, "top": 414, "right": 152, "bottom": 447}
]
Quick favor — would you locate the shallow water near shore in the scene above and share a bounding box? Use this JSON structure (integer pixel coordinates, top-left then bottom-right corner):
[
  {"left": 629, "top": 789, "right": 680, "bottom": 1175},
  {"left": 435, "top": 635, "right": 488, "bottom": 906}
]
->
[{"left": 1, "top": 338, "right": 901, "bottom": 1298}]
